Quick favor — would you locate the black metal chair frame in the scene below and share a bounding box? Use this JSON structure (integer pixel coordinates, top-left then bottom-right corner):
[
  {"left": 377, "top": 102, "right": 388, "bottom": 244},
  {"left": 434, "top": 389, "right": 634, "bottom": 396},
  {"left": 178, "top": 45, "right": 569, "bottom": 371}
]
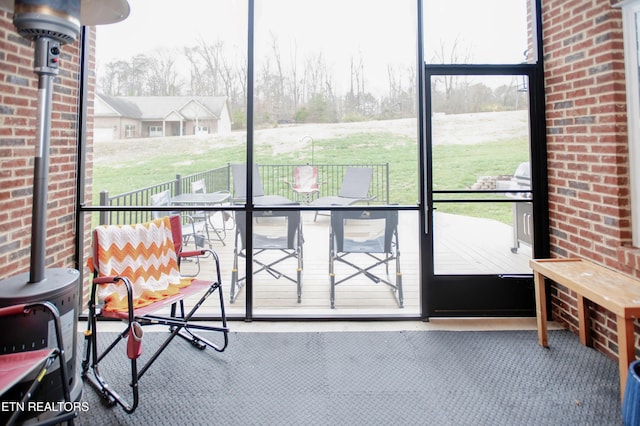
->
[
  {"left": 0, "top": 302, "right": 77, "bottom": 426},
  {"left": 81, "top": 215, "right": 229, "bottom": 414},
  {"left": 310, "top": 167, "right": 376, "bottom": 221},
  {"left": 190, "top": 179, "right": 232, "bottom": 246},
  {"left": 231, "top": 163, "right": 294, "bottom": 206},
  {"left": 230, "top": 209, "right": 304, "bottom": 303},
  {"left": 151, "top": 189, "right": 207, "bottom": 250},
  {"left": 329, "top": 210, "right": 403, "bottom": 309}
]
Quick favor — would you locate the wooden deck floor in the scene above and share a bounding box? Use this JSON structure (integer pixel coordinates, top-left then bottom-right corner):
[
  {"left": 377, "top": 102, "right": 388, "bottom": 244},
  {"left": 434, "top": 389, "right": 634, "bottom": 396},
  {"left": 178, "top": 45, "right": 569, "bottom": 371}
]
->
[{"left": 180, "top": 210, "right": 532, "bottom": 319}]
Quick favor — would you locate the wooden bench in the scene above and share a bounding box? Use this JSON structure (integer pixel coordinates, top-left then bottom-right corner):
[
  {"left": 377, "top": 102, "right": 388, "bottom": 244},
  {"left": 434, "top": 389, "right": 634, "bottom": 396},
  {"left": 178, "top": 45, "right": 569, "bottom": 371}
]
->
[{"left": 530, "top": 258, "right": 640, "bottom": 399}]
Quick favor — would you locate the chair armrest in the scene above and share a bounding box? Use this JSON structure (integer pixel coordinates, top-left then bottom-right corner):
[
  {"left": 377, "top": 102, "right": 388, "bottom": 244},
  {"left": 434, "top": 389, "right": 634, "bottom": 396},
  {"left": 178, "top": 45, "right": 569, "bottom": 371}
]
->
[
  {"left": 282, "top": 178, "right": 294, "bottom": 189},
  {"left": 0, "top": 302, "right": 61, "bottom": 319},
  {"left": 0, "top": 304, "right": 27, "bottom": 317},
  {"left": 0, "top": 302, "right": 64, "bottom": 351},
  {"left": 179, "top": 248, "right": 223, "bottom": 284},
  {"left": 92, "top": 276, "right": 136, "bottom": 323},
  {"left": 180, "top": 249, "right": 206, "bottom": 258},
  {"left": 93, "top": 276, "right": 127, "bottom": 285}
]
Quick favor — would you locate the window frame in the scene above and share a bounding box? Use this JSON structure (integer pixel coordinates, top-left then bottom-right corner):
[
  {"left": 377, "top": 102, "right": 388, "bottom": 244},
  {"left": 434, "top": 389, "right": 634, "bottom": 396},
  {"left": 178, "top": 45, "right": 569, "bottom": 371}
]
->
[
  {"left": 124, "top": 124, "right": 136, "bottom": 138},
  {"left": 619, "top": 0, "right": 640, "bottom": 247}
]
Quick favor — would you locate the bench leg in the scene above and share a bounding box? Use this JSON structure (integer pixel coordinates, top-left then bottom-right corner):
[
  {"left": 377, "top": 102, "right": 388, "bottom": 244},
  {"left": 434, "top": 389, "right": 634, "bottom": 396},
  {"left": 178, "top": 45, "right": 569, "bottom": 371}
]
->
[
  {"left": 618, "top": 315, "right": 636, "bottom": 401},
  {"left": 577, "top": 295, "right": 591, "bottom": 346},
  {"left": 534, "top": 271, "right": 549, "bottom": 348}
]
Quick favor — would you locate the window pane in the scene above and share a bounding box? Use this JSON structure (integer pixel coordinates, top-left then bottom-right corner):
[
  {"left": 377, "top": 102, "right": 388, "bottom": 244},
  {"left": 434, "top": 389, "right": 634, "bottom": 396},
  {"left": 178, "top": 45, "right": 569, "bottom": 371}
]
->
[
  {"left": 433, "top": 202, "right": 532, "bottom": 275},
  {"left": 91, "top": 0, "right": 247, "bottom": 210},
  {"left": 89, "top": 0, "right": 247, "bottom": 317},
  {"left": 636, "top": 11, "right": 640, "bottom": 85},
  {"left": 430, "top": 74, "right": 532, "bottom": 275},
  {"left": 253, "top": 0, "right": 419, "bottom": 206},
  {"left": 431, "top": 75, "right": 530, "bottom": 191},
  {"left": 251, "top": 0, "right": 420, "bottom": 315},
  {"left": 424, "top": 0, "right": 533, "bottom": 65}
]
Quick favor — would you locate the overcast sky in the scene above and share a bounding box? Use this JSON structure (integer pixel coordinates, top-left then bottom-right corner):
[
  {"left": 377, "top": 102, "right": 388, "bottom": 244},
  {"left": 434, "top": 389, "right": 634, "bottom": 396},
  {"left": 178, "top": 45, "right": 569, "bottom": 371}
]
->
[{"left": 95, "top": 0, "right": 528, "bottom": 94}]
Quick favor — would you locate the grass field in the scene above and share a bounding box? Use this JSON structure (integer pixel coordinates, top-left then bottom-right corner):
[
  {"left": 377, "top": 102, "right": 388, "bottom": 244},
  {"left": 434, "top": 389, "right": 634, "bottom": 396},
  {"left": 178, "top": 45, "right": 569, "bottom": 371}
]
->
[{"left": 92, "top": 111, "right": 529, "bottom": 224}]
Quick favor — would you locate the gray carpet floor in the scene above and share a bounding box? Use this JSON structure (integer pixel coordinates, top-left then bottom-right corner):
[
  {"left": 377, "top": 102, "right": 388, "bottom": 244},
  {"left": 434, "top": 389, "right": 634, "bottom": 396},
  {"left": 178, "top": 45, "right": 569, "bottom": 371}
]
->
[{"left": 76, "top": 329, "right": 622, "bottom": 425}]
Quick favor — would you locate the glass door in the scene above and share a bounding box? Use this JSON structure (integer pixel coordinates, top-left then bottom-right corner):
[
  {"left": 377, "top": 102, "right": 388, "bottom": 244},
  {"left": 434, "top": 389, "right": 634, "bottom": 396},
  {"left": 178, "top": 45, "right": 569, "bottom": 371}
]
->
[{"left": 424, "top": 67, "right": 542, "bottom": 316}]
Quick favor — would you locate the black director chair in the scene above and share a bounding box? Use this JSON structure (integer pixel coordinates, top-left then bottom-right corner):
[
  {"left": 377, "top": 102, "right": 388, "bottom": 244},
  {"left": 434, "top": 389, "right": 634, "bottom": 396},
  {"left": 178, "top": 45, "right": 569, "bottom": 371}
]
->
[
  {"left": 329, "top": 210, "right": 402, "bottom": 308},
  {"left": 230, "top": 209, "right": 304, "bottom": 303}
]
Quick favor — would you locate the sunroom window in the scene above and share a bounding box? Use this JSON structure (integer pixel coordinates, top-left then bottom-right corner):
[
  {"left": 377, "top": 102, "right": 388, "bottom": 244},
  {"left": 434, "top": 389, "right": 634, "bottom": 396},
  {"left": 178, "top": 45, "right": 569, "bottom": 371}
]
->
[{"left": 618, "top": 0, "right": 640, "bottom": 247}]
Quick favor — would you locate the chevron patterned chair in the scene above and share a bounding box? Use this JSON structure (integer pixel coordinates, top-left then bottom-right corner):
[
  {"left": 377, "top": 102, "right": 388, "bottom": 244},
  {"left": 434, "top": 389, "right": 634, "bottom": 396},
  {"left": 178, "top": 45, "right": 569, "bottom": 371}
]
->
[{"left": 81, "top": 215, "right": 228, "bottom": 413}]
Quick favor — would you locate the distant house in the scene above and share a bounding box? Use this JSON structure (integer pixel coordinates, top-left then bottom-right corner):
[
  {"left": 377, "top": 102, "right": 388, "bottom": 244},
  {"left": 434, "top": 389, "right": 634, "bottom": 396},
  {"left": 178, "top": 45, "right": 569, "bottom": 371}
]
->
[{"left": 94, "top": 94, "right": 232, "bottom": 141}]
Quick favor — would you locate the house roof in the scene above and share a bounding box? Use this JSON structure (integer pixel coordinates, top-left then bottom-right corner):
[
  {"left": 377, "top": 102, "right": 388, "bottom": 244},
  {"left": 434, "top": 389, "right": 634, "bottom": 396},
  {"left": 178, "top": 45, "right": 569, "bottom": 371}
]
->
[{"left": 96, "top": 94, "right": 227, "bottom": 121}]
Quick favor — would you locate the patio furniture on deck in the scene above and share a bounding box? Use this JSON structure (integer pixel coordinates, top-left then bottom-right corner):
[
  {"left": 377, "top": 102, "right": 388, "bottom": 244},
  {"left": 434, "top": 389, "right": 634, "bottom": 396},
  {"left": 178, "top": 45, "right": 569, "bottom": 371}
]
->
[
  {"left": 231, "top": 163, "right": 296, "bottom": 206},
  {"left": 309, "top": 167, "right": 375, "bottom": 221},
  {"left": 283, "top": 165, "right": 324, "bottom": 204},
  {"left": 230, "top": 209, "right": 304, "bottom": 303},
  {"left": 329, "top": 210, "right": 402, "bottom": 308},
  {"left": 151, "top": 190, "right": 207, "bottom": 250},
  {"left": 185, "top": 179, "right": 232, "bottom": 245},
  {"left": 82, "top": 215, "right": 228, "bottom": 413}
]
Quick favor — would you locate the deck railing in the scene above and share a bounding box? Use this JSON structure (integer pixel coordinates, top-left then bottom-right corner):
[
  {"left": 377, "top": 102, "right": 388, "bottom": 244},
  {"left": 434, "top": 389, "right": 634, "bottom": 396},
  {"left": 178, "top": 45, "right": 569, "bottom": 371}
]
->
[{"left": 98, "top": 163, "right": 389, "bottom": 225}]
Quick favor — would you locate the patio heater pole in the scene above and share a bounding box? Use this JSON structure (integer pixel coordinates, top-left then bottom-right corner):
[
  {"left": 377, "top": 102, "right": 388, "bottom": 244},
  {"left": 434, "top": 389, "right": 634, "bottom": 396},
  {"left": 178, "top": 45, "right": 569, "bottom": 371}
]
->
[{"left": 29, "top": 35, "right": 58, "bottom": 284}]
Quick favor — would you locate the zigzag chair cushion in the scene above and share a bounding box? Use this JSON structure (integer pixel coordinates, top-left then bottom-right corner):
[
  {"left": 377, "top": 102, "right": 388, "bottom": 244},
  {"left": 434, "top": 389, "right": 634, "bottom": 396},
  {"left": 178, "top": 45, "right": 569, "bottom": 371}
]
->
[{"left": 92, "top": 216, "right": 192, "bottom": 312}]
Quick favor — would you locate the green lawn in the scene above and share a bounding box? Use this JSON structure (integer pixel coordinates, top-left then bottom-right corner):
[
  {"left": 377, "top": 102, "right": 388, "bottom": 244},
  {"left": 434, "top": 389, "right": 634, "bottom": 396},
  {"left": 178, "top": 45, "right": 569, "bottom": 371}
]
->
[{"left": 93, "top": 129, "right": 528, "bottom": 224}]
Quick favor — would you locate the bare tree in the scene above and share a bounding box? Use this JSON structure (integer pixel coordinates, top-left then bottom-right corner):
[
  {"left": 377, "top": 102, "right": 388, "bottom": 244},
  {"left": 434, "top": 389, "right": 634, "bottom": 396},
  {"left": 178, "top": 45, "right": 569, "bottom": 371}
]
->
[
  {"left": 347, "top": 52, "right": 366, "bottom": 115},
  {"left": 382, "top": 64, "right": 415, "bottom": 118},
  {"left": 432, "top": 37, "right": 472, "bottom": 99},
  {"left": 98, "top": 59, "right": 130, "bottom": 95},
  {"left": 146, "top": 49, "right": 183, "bottom": 96},
  {"left": 269, "top": 33, "right": 287, "bottom": 119},
  {"left": 288, "top": 40, "right": 300, "bottom": 114},
  {"left": 185, "top": 45, "right": 215, "bottom": 95},
  {"left": 97, "top": 36, "right": 421, "bottom": 128},
  {"left": 183, "top": 38, "right": 247, "bottom": 127}
]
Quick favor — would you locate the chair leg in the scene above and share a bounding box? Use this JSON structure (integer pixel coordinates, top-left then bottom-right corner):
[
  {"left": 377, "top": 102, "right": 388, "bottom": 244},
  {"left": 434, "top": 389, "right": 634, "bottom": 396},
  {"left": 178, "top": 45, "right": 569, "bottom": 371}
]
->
[
  {"left": 206, "top": 212, "right": 227, "bottom": 246},
  {"left": 6, "top": 350, "right": 77, "bottom": 426},
  {"left": 230, "top": 248, "right": 242, "bottom": 303},
  {"left": 396, "top": 271, "right": 404, "bottom": 308},
  {"left": 298, "top": 242, "right": 303, "bottom": 303},
  {"left": 82, "top": 321, "right": 140, "bottom": 413},
  {"left": 81, "top": 284, "right": 140, "bottom": 414},
  {"left": 330, "top": 273, "right": 336, "bottom": 309},
  {"left": 230, "top": 227, "right": 243, "bottom": 303},
  {"left": 396, "top": 246, "right": 403, "bottom": 308},
  {"left": 297, "top": 253, "right": 303, "bottom": 304},
  {"left": 4, "top": 302, "right": 78, "bottom": 426}
]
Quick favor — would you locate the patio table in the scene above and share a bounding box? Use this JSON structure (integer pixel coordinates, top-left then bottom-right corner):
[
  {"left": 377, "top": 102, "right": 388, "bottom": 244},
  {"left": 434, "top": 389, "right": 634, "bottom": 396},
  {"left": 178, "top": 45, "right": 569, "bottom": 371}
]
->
[
  {"left": 172, "top": 192, "right": 231, "bottom": 206},
  {"left": 172, "top": 192, "right": 232, "bottom": 245}
]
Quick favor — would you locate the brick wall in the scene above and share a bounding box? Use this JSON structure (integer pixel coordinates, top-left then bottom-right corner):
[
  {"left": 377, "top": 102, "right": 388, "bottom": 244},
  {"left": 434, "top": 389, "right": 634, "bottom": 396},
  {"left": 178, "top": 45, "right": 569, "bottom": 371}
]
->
[
  {"left": 542, "top": 0, "right": 640, "bottom": 361},
  {"left": 0, "top": 10, "right": 94, "bottom": 293},
  {"left": 1, "top": 0, "right": 639, "bottom": 356}
]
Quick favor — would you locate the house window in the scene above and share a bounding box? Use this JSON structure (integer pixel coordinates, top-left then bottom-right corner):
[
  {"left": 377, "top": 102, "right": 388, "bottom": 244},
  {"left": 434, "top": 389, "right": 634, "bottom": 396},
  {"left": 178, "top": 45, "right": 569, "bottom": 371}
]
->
[
  {"left": 195, "top": 125, "right": 208, "bottom": 135},
  {"left": 149, "top": 126, "right": 163, "bottom": 137},
  {"left": 619, "top": 0, "right": 640, "bottom": 247},
  {"left": 125, "top": 124, "right": 136, "bottom": 138}
]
